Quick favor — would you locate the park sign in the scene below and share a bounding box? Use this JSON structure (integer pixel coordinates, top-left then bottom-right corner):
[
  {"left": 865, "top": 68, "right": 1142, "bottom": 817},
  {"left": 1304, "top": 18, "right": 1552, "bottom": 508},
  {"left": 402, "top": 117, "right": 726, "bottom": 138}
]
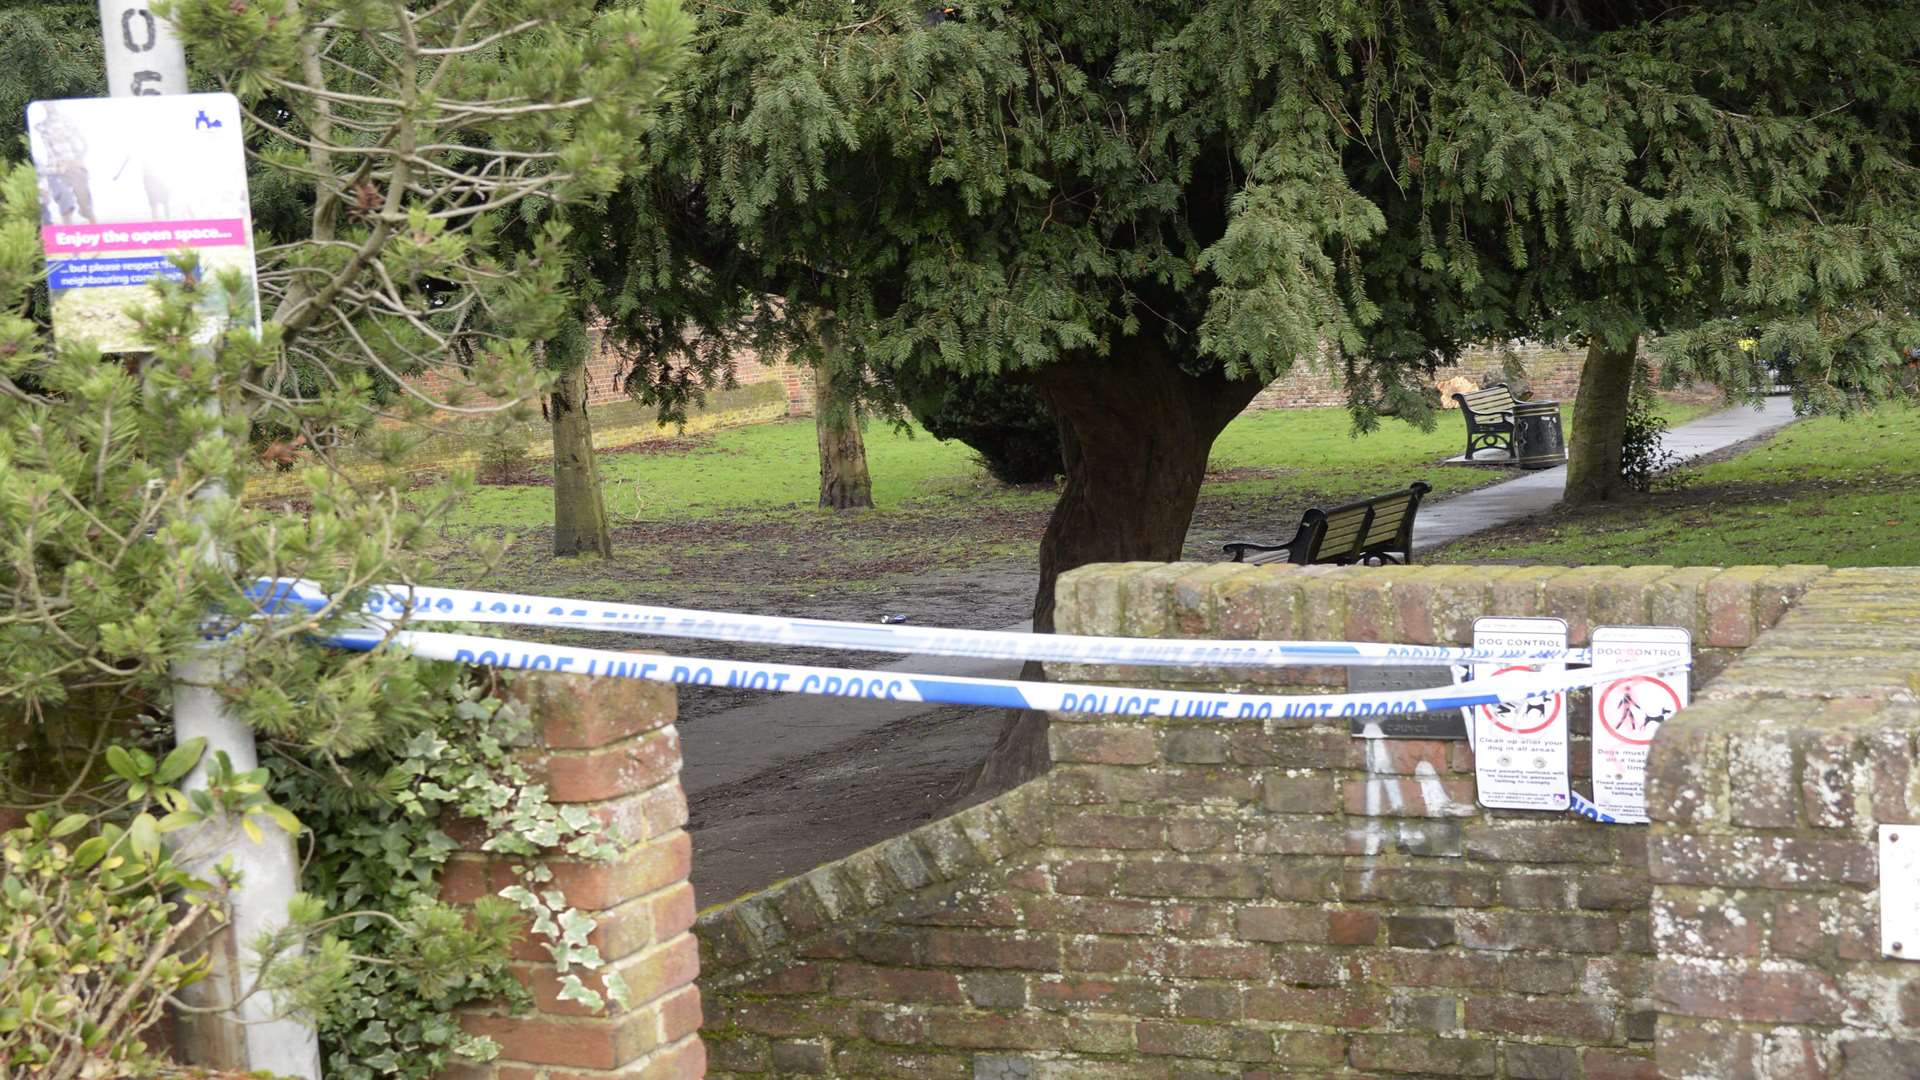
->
[
  {"left": 1469, "top": 616, "right": 1571, "bottom": 811},
  {"left": 27, "top": 92, "right": 260, "bottom": 352},
  {"left": 1590, "top": 625, "right": 1691, "bottom": 823}
]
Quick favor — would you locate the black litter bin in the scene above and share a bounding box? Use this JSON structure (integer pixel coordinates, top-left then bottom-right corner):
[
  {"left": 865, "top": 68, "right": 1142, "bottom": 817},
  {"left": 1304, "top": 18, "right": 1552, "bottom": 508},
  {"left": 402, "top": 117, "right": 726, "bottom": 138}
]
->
[{"left": 1511, "top": 400, "right": 1567, "bottom": 469}]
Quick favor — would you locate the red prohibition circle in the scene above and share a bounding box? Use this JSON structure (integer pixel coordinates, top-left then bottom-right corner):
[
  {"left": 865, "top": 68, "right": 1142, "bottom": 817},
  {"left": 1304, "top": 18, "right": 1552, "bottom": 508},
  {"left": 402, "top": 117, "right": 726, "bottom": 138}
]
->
[
  {"left": 1598, "top": 675, "right": 1682, "bottom": 746},
  {"left": 1478, "top": 665, "right": 1563, "bottom": 734}
]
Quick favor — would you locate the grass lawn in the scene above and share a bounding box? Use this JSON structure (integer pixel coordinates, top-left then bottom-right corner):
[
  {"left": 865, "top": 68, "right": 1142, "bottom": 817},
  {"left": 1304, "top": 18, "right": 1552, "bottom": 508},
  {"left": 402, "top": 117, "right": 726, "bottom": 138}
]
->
[
  {"left": 419, "top": 397, "right": 1713, "bottom": 619},
  {"left": 445, "top": 400, "right": 1714, "bottom": 530},
  {"left": 1431, "top": 403, "right": 1920, "bottom": 567}
]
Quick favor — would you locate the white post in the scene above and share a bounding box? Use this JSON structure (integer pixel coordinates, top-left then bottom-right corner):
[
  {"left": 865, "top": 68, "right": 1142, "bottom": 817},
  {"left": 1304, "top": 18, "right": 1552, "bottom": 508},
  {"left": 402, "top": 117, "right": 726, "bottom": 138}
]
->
[{"left": 97, "top": 3, "right": 322, "bottom": 1075}]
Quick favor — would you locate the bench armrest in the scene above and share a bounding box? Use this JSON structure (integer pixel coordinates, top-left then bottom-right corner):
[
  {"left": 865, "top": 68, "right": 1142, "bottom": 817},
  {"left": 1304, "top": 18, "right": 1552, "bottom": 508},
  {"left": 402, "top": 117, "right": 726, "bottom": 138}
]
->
[{"left": 1222, "top": 540, "right": 1295, "bottom": 563}]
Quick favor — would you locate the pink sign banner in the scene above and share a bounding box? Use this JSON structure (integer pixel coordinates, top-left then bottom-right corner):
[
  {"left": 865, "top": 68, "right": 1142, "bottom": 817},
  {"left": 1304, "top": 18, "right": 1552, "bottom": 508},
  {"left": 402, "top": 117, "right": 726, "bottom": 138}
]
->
[{"left": 41, "top": 218, "right": 250, "bottom": 255}]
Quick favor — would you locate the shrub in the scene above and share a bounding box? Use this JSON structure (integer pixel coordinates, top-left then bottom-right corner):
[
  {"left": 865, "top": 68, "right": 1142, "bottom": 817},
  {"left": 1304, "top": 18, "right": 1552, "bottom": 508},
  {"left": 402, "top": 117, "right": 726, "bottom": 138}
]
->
[
  {"left": 0, "top": 812, "right": 221, "bottom": 1079},
  {"left": 476, "top": 419, "right": 535, "bottom": 484},
  {"left": 896, "top": 368, "right": 1063, "bottom": 485},
  {"left": 1620, "top": 386, "right": 1681, "bottom": 493}
]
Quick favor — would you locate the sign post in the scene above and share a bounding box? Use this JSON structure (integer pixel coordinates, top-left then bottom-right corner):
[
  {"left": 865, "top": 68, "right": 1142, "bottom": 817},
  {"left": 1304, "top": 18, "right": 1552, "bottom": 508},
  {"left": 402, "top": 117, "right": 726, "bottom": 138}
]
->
[
  {"left": 76, "top": 4, "right": 320, "bottom": 1074},
  {"left": 1589, "top": 626, "right": 1691, "bottom": 823},
  {"left": 1469, "top": 617, "right": 1571, "bottom": 811}
]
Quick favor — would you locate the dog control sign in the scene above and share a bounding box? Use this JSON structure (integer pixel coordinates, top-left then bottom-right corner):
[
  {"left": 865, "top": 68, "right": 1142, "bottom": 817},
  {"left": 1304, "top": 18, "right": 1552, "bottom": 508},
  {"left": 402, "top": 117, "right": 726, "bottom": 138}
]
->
[
  {"left": 1590, "top": 625, "right": 1691, "bottom": 823},
  {"left": 1472, "top": 617, "right": 1570, "bottom": 811}
]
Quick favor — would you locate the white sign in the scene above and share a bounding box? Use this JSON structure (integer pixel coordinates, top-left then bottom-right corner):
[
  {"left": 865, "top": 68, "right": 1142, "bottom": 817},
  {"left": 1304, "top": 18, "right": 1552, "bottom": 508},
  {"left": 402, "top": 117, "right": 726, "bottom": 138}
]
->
[
  {"left": 1590, "top": 626, "right": 1691, "bottom": 823},
  {"left": 1471, "top": 617, "right": 1570, "bottom": 811},
  {"left": 27, "top": 93, "right": 259, "bottom": 352},
  {"left": 1883, "top": 825, "right": 1920, "bottom": 961}
]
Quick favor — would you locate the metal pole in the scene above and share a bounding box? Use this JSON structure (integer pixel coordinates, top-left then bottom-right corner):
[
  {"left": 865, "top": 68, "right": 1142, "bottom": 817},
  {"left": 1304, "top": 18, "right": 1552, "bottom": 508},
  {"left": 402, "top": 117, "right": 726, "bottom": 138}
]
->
[{"left": 96, "top": 3, "right": 322, "bottom": 1074}]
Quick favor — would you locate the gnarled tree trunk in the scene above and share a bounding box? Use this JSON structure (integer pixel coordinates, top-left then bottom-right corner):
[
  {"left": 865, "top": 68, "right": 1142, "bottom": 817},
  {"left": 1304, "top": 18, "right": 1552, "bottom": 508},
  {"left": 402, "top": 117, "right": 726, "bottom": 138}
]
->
[
  {"left": 1563, "top": 332, "right": 1641, "bottom": 506},
  {"left": 551, "top": 360, "right": 613, "bottom": 557},
  {"left": 815, "top": 359, "right": 874, "bottom": 509},
  {"left": 968, "top": 337, "right": 1264, "bottom": 794}
]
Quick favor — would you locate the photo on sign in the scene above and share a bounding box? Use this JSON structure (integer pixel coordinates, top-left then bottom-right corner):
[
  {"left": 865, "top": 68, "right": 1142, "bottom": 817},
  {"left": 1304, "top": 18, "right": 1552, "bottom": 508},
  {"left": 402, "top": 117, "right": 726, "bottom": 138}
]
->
[{"left": 26, "top": 93, "right": 260, "bottom": 352}]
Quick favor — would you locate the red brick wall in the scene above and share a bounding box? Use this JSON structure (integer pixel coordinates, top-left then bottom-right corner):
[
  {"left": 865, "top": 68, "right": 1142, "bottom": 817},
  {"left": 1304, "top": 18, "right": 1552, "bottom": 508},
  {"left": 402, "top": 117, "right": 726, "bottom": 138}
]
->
[
  {"left": 1249, "top": 344, "right": 1719, "bottom": 411},
  {"left": 692, "top": 562, "right": 1845, "bottom": 1078},
  {"left": 410, "top": 338, "right": 816, "bottom": 416},
  {"left": 441, "top": 673, "right": 706, "bottom": 1079},
  {"left": 1248, "top": 344, "right": 1588, "bottom": 411}
]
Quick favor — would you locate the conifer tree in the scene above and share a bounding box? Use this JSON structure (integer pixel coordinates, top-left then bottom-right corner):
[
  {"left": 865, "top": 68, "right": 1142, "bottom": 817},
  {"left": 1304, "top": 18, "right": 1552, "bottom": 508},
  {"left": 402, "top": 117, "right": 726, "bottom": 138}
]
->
[{"left": 600, "top": 0, "right": 1916, "bottom": 635}]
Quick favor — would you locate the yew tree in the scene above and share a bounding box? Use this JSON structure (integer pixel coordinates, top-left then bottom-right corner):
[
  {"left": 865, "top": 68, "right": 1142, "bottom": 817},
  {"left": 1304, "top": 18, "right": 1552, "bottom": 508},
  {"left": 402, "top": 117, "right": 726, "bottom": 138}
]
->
[
  {"left": 609, "top": 0, "right": 1917, "bottom": 632},
  {"left": 1416, "top": 1, "right": 1920, "bottom": 503}
]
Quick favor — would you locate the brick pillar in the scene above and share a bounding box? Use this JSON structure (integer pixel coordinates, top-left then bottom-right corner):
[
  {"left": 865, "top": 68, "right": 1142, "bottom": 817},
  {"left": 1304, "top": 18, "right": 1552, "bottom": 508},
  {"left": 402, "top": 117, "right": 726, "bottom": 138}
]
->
[
  {"left": 442, "top": 673, "right": 706, "bottom": 1079},
  {"left": 1646, "top": 568, "right": 1920, "bottom": 1077}
]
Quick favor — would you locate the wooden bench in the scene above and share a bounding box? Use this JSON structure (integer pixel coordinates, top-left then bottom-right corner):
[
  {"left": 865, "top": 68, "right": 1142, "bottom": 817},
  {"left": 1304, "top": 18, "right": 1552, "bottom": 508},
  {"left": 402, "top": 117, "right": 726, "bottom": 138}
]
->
[
  {"left": 1222, "top": 482, "right": 1432, "bottom": 565},
  {"left": 1453, "top": 382, "right": 1517, "bottom": 459}
]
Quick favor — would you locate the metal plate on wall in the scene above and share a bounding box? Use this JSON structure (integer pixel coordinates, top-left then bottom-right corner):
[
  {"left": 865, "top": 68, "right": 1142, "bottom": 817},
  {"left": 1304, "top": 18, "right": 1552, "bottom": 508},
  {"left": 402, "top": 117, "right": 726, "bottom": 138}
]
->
[
  {"left": 1348, "top": 666, "right": 1467, "bottom": 739},
  {"left": 1881, "top": 824, "right": 1920, "bottom": 960}
]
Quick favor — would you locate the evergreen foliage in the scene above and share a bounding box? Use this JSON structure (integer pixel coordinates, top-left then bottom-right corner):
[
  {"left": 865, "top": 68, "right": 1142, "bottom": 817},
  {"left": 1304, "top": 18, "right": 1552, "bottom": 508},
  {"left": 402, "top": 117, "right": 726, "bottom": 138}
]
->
[
  {"left": 0, "top": 0, "right": 691, "bottom": 1070},
  {"left": 896, "top": 366, "right": 1062, "bottom": 485},
  {"left": 590, "top": 0, "right": 1918, "bottom": 626}
]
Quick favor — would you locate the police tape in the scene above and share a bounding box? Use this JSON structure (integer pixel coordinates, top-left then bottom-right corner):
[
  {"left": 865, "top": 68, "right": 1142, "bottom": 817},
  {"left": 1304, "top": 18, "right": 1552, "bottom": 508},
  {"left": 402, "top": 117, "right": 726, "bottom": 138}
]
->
[
  {"left": 321, "top": 625, "right": 1683, "bottom": 721},
  {"left": 1568, "top": 792, "right": 1621, "bottom": 824},
  {"left": 253, "top": 579, "right": 1598, "bottom": 669}
]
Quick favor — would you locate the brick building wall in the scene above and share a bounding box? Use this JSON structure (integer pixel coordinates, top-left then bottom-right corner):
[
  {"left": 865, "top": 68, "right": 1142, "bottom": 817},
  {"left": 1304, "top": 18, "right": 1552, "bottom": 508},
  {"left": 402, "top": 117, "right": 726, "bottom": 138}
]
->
[{"left": 691, "top": 561, "right": 1877, "bottom": 1079}]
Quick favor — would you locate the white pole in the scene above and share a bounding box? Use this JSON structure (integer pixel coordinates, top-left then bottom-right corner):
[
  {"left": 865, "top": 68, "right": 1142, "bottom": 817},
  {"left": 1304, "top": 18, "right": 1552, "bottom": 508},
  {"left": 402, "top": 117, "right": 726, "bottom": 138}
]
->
[{"left": 96, "top": 3, "right": 322, "bottom": 1075}]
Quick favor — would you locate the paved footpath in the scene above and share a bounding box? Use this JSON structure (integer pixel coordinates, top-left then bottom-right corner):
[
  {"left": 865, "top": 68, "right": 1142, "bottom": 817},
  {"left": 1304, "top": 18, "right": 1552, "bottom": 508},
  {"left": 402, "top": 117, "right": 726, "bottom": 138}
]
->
[
  {"left": 1412, "top": 395, "right": 1797, "bottom": 553},
  {"left": 683, "top": 395, "right": 1799, "bottom": 899}
]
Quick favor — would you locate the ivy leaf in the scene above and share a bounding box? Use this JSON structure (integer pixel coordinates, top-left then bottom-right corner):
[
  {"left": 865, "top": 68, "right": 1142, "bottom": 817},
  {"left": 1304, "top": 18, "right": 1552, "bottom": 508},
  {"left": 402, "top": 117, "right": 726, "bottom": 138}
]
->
[
  {"left": 604, "top": 971, "right": 632, "bottom": 1011},
  {"left": 554, "top": 974, "right": 604, "bottom": 1011}
]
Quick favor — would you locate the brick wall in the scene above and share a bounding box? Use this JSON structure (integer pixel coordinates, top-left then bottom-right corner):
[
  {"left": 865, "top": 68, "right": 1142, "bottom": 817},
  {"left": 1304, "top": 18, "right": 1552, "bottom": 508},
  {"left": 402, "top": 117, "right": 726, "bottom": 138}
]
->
[
  {"left": 1646, "top": 567, "right": 1920, "bottom": 1078},
  {"left": 692, "top": 561, "right": 1875, "bottom": 1078},
  {"left": 411, "top": 338, "right": 816, "bottom": 417},
  {"left": 441, "top": 672, "right": 706, "bottom": 1079},
  {"left": 1248, "top": 344, "right": 1719, "bottom": 411}
]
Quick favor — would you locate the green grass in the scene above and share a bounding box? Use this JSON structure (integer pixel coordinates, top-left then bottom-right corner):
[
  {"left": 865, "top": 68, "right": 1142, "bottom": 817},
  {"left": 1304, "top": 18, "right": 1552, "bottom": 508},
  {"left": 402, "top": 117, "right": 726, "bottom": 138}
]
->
[
  {"left": 442, "top": 400, "right": 1712, "bottom": 532},
  {"left": 1436, "top": 403, "right": 1920, "bottom": 567},
  {"left": 442, "top": 417, "right": 1046, "bottom": 529}
]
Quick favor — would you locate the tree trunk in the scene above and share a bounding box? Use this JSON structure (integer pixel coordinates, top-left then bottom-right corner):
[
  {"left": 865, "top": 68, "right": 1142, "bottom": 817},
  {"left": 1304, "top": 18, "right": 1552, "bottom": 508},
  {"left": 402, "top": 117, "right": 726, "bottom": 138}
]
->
[
  {"left": 816, "top": 360, "right": 874, "bottom": 509},
  {"left": 967, "top": 338, "right": 1264, "bottom": 796},
  {"left": 1563, "top": 332, "right": 1641, "bottom": 506},
  {"left": 551, "top": 360, "right": 612, "bottom": 557}
]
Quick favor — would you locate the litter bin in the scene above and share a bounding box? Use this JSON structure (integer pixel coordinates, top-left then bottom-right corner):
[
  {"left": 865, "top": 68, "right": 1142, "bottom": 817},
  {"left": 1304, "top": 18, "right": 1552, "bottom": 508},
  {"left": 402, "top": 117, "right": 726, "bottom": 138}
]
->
[{"left": 1511, "top": 400, "right": 1566, "bottom": 469}]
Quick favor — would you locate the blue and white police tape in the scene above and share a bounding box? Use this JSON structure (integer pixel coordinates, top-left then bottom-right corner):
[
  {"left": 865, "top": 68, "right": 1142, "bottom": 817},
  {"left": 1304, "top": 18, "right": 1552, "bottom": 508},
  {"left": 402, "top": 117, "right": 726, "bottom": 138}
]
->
[
  {"left": 253, "top": 579, "right": 1598, "bottom": 669},
  {"left": 321, "top": 625, "right": 1683, "bottom": 721},
  {"left": 1568, "top": 791, "right": 1640, "bottom": 826}
]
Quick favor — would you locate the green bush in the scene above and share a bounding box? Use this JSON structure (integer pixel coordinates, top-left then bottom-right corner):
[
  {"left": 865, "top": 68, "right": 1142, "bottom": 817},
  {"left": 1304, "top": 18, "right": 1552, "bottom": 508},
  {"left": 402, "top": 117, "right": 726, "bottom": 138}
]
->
[
  {"left": 896, "top": 367, "right": 1063, "bottom": 486},
  {"left": 1621, "top": 379, "right": 1682, "bottom": 493},
  {"left": 0, "top": 812, "right": 219, "bottom": 1079}
]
